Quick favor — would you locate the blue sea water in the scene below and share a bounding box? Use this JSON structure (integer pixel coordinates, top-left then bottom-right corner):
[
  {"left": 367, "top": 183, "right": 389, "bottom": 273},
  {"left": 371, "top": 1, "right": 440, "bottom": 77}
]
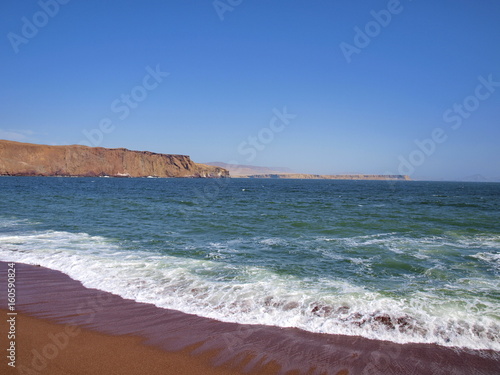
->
[{"left": 0, "top": 177, "right": 499, "bottom": 350}]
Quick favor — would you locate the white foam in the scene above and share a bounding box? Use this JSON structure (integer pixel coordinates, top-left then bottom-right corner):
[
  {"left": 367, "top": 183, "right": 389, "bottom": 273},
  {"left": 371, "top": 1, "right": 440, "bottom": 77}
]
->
[
  {"left": 259, "top": 238, "right": 286, "bottom": 246},
  {"left": 471, "top": 252, "right": 500, "bottom": 270},
  {"left": 0, "top": 224, "right": 498, "bottom": 351}
]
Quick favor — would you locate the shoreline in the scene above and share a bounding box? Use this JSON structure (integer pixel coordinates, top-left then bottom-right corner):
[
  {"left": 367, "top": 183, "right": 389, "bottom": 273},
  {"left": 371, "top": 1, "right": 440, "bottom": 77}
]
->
[{"left": 1, "top": 262, "right": 499, "bottom": 374}]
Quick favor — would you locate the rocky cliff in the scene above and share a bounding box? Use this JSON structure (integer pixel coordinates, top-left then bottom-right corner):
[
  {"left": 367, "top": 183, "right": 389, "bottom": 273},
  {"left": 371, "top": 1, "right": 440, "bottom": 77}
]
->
[{"left": 0, "top": 140, "right": 228, "bottom": 178}]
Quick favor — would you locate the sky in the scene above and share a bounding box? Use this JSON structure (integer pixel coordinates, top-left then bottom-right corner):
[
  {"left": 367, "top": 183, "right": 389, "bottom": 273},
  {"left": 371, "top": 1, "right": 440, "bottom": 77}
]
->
[{"left": 1, "top": 0, "right": 499, "bottom": 180}]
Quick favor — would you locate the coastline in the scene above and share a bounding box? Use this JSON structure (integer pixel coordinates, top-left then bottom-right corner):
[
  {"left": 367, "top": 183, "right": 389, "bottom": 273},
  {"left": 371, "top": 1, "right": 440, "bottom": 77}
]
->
[{"left": 1, "top": 262, "right": 499, "bottom": 374}]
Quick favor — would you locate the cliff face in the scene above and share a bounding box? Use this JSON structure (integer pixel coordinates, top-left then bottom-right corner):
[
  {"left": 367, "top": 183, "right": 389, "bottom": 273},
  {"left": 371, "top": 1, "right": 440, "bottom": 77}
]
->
[{"left": 0, "top": 140, "right": 228, "bottom": 178}]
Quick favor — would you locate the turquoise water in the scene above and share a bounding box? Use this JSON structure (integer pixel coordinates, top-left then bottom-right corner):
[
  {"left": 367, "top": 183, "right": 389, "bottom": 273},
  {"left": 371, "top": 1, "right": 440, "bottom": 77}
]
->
[{"left": 0, "top": 177, "right": 499, "bottom": 349}]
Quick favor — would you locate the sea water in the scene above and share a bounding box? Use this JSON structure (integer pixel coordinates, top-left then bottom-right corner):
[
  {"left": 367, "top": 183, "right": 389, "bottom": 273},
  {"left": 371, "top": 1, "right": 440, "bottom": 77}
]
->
[{"left": 0, "top": 177, "right": 498, "bottom": 350}]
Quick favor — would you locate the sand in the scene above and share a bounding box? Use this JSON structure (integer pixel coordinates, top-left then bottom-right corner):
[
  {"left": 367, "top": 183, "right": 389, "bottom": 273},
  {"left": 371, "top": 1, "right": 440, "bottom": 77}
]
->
[
  {"left": 0, "top": 310, "right": 279, "bottom": 375},
  {"left": 1, "top": 262, "right": 499, "bottom": 374}
]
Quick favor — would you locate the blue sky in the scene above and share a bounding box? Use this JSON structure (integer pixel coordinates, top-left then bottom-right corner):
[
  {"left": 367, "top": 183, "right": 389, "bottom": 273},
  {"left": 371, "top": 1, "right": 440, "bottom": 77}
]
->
[{"left": 1, "top": 0, "right": 499, "bottom": 180}]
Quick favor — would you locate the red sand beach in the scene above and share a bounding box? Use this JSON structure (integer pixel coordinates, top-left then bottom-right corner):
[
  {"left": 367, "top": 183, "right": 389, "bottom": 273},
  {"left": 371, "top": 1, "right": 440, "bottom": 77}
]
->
[{"left": 1, "top": 262, "right": 499, "bottom": 374}]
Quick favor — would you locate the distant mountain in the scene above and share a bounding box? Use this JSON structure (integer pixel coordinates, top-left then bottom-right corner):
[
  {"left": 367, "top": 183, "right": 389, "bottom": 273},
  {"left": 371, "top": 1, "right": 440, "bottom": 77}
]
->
[
  {"left": 205, "top": 162, "right": 294, "bottom": 177},
  {"left": 205, "top": 162, "right": 410, "bottom": 180},
  {"left": 244, "top": 173, "right": 410, "bottom": 181},
  {"left": 461, "top": 174, "right": 500, "bottom": 182},
  {"left": 462, "top": 174, "right": 489, "bottom": 182}
]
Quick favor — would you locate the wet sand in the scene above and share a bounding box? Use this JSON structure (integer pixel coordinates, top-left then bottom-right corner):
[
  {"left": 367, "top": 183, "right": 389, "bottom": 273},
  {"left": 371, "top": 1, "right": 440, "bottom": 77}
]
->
[{"left": 0, "top": 261, "right": 499, "bottom": 374}]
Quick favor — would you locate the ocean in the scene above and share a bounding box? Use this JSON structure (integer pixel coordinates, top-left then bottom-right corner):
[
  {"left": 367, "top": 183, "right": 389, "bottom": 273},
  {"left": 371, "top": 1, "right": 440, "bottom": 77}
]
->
[{"left": 0, "top": 177, "right": 499, "bottom": 351}]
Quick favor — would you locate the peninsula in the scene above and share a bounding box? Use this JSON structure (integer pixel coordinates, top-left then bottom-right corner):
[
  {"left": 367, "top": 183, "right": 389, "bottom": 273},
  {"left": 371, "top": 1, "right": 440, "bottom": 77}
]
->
[
  {"left": 206, "top": 162, "right": 410, "bottom": 181},
  {"left": 0, "top": 140, "right": 228, "bottom": 178},
  {"left": 245, "top": 173, "right": 411, "bottom": 180}
]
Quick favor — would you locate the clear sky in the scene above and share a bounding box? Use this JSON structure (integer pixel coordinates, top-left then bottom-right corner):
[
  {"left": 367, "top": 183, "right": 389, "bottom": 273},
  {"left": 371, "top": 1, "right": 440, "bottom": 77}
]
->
[{"left": 1, "top": 0, "right": 499, "bottom": 180}]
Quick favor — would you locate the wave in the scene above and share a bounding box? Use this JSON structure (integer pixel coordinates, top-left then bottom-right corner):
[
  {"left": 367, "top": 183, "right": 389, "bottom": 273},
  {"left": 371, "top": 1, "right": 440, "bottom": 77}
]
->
[
  {"left": 471, "top": 252, "right": 500, "bottom": 270},
  {"left": 0, "top": 220, "right": 498, "bottom": 351}
]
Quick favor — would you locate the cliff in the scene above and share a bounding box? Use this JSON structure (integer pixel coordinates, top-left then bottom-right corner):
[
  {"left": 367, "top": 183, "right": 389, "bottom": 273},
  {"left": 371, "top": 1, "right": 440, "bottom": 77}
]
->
[{"left": 0, "top": 140, "right": 228, "bottom": 178}]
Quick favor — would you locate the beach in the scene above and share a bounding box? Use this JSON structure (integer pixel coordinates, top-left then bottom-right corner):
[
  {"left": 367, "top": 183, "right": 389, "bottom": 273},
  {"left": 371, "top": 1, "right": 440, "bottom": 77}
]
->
[
  {"left": 3, "top": 0, "right": 500, "bottom": 373},
  {"left": 1, "top": 261, "right": 498, "bottom": 375},
  {"left": 0, "top": 309, "right": 254, "bottom": 375}
]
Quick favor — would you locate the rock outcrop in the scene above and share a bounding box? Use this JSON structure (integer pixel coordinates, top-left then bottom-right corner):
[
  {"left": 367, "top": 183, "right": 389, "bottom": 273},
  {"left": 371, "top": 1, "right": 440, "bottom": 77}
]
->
[{"left": 0, "top": 140, "right": 228, "bottom": 178}]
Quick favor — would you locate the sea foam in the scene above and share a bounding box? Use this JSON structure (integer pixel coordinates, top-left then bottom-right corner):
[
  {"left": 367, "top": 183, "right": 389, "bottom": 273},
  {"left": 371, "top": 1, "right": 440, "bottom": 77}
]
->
[{"left": 1, "top": 220, "right": 498, "bottom": 351}]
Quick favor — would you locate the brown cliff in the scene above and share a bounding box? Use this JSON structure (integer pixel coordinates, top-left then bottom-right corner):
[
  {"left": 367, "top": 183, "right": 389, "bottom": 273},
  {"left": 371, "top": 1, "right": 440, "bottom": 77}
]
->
[{"left": 0, "top": 140, "right": 228, "bottom": 178}]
